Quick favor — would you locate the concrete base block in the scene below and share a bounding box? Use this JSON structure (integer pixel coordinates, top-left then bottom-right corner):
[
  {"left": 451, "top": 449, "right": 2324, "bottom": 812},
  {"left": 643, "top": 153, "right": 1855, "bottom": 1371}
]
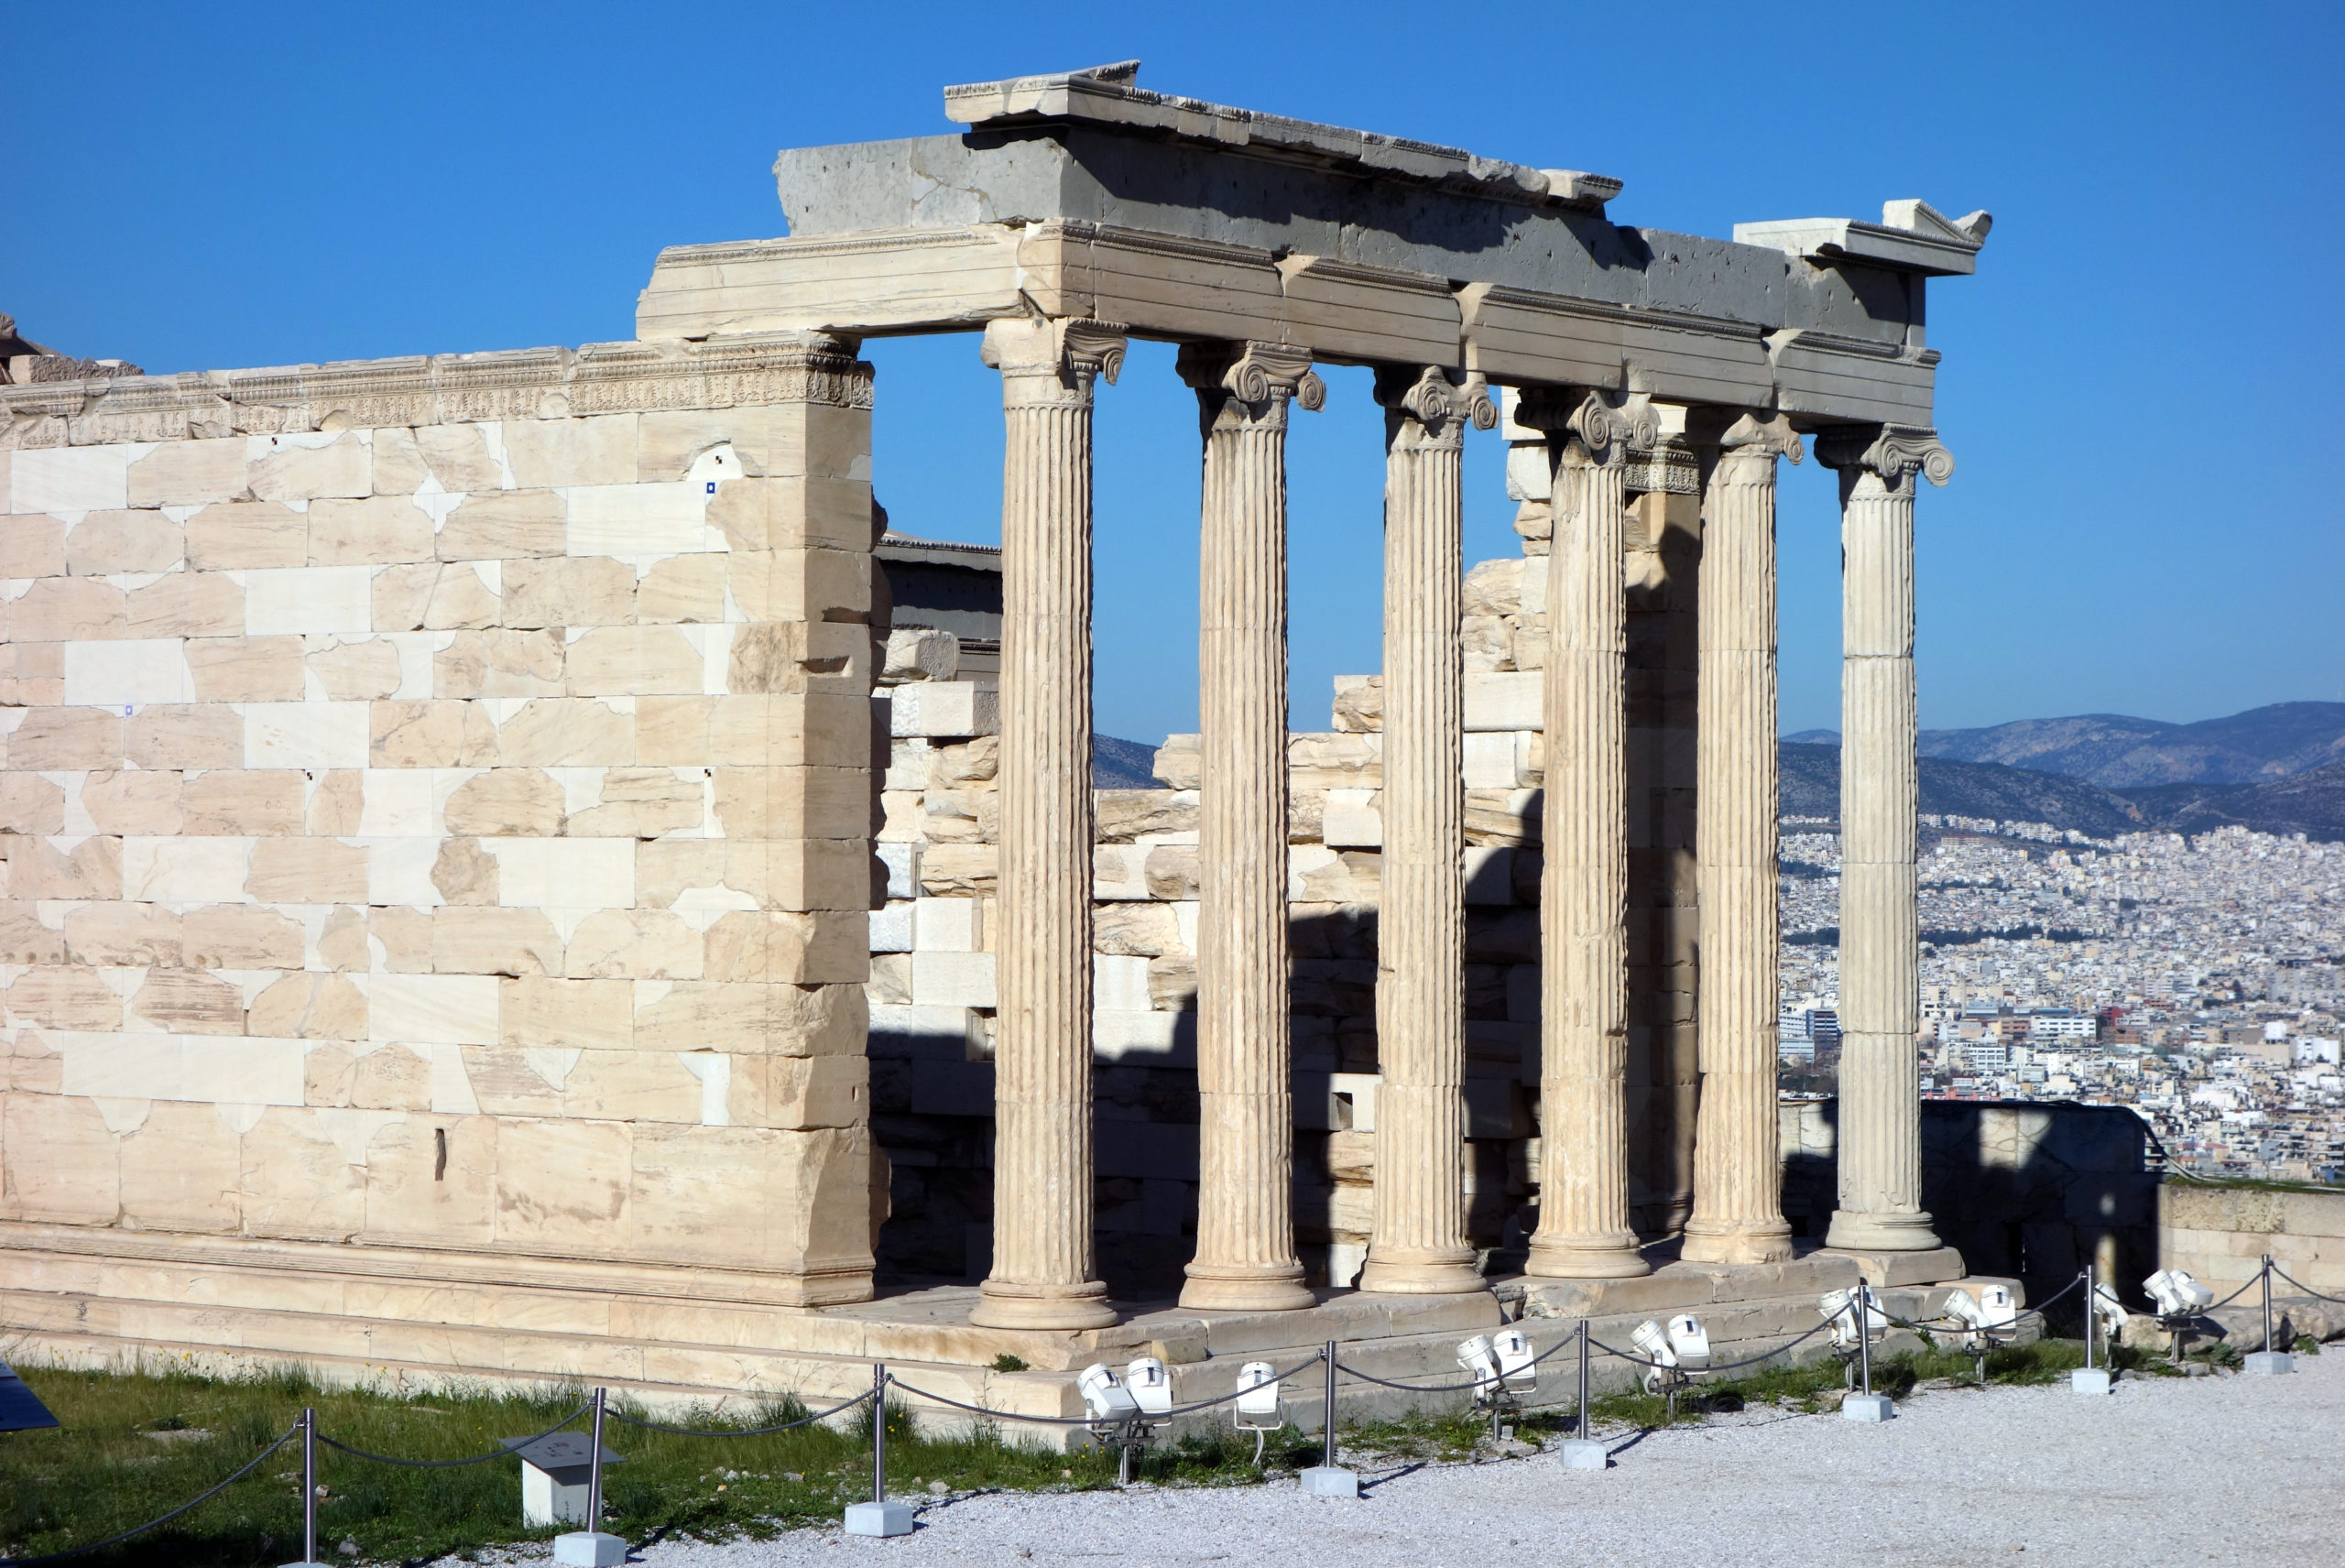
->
[
  {"left": 1840, "top": 1393, "right": 1894, "bottom": 1422},
  {"left": 1300, "top": 1465, "right": 1359, "bottom": 1497},
  {"left": 2244, "top": 1351, "right": 2295, "bottom": 1376},
  {"left": 2070, "top": 1368, "right": 2112, "bottom": 1396},
  {"left": 552, "top": 1532, "right": 628, "bottom": 1567},
  {"left": 1556, "top": 1439, "right": 1607, "bottom": 1469},
  {"left": 279, "top": 1562, "right": 333, "bottom": 1566},
  {"left": 844, "top": 1501, "right": 916, "bottom": 1537}
]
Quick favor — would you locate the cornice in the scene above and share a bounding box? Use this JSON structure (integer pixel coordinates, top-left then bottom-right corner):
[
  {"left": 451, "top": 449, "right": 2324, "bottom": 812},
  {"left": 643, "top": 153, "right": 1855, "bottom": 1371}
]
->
[{"left": 0, "top": 332, "right": 872, "bottom": 451}]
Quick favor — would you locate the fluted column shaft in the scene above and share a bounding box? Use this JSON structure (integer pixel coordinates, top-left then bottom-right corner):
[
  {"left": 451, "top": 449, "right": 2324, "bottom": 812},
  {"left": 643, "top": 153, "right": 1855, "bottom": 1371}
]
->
[
  {"left": 1360, "top": 366, "right": 1492, "bottom": 1297},
  {"left": 971, "top": 317, "right": 1128, "bottom": 1330},
  {"left": 1525, "top": 389, "right": 1652, "bottom": 1279},
  {"left": 1681, "top": 415, "right": 1799, "bottom": 1266},
  {"left": 1181, "top": 343, "right": 1321, "bottom": 1311},
  {"left": 1820, "top": 425, "right": 1951, "bottom": 1254}
]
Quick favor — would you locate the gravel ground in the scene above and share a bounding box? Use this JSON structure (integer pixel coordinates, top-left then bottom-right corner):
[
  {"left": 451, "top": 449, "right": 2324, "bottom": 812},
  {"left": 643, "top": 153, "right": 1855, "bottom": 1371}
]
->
[{"left": 610, "top": 1352, "right": 2344, "bottom": 1568}]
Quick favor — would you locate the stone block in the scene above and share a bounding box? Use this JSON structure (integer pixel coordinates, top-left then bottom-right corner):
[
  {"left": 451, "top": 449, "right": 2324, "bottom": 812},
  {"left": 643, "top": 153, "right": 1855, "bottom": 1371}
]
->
[
  {"left": 503, "top": 555, "right": 638, "bottom": 629},
  {"left": 2, "top": 1093, "right": 120, "bottom": 1224},
  {"left": 888, "top": 681, "right": 998, "bottom": 738},
  {"left": 186, "top": 500, "right": 306, "bottom": 569},
  {"left": 0, "top": 511, "right": 64, "bottom": 575},
  {"left": 8, "top": 708, "right": 123, "bottom": 770},
  {"left": 564, "top": 909, "right": 704, "bottom": 979},
  {"left": 183, "top": 905, "right": 303, "bottom": 968},
  {"left": 308, "top": 495, "right": 433, "bottom": 564},
  {"left": 132, "top": 968, "right": 246, "bottom": 1034},
  {"left": 185, "top": 636, "right": 304, "bottom": 702},
  {"left": 639, "top": 552, "right": 728, "bottom": 624},
  {"left": 126, "top": 572, "right": 245, "bottom": 638},
  {"left": 118, "top": 1099, "right": 244, "bottom": 1232},
  {"left": 919, "top": 844, "right": 996, "bottom": 897},
  {"left": 440, "top": 489, "right": 567, "bottom": 560},
  {"left": 180, "top": 769, "right": 305, "bottom": 835},
  {"left": 368, "top": 700, "right": 496, "bottom": 768},
  {"left": 481, "top": 837, "right": 634, "bottom": 910},
  {"left": 912, "top": 952, "right": 996, "bottom": 1008},
  {"left": 363, "top": 1113, "right": 496, "bottom": 1246},
  {"left": 433, "top": 629, "right": 567, "bottom": 698},
  {"left": 245, "top": 836, "right": 368, "bottom": 903},
  {"left": 503, "top": 414, "right": 638, "bottom": 489},
  {"left": 13, "top": 444, "right": 130, "bottom": 512},
  {"left": 5, "top": 965, "right": 125, "bottom": 1030},
  {"left": 12, "top": 576, "right": 127, "bottom": 640},
  {"left": 124, "top": 704, "right": 241, "bottom": 769},
  {"left": 243, "top": 564, "right": 373, "bottom": 636},
  {"left": 500, "top": 976, "right": 634, "bottom": 1051},
  {"left": 11, "top": 835, "right": 125, "bottom": 900},
  {"left": 248, "top": 432, "right": 370, "bottom": 502},
  {"left": 491, "top": 1116, "right": 631, "bottom": 1253},
  {"left": 1463, "top": 670, "right": 1542, "bottom": 731},
  {"left": 248, "top": 972, "right": 367, "bottom": 1040},
  {"left": 66, "top": 509, "right": 184, "bottom": 574}
]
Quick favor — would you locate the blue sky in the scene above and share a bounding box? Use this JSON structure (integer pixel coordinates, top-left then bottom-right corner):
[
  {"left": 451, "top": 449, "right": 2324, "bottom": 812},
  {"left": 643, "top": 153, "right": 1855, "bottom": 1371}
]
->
[{"left": 8, "top": 3, "right": 2339, "bottom": 744}]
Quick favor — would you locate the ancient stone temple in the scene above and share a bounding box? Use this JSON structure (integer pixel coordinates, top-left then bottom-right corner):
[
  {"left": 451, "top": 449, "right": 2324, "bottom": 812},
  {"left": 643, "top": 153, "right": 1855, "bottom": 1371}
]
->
[{"left": 0, "top": 64, "right": 2003, "bottom": 1421}]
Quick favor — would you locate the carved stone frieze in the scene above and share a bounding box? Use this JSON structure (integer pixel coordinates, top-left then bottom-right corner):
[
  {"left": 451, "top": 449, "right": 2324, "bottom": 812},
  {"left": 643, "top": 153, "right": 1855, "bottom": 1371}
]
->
[{"left": 0, "top": 332, "right": 874, "bottom": 450}]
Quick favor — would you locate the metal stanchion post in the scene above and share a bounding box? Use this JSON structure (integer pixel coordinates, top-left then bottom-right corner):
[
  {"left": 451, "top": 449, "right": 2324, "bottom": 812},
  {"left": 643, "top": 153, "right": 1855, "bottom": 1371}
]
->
[
  {"left": 845, "top": 1363, "right": 912, "bottom": 1536},
  {"left": 1559, "top": 1322, "right": 1604, "bottom": 1469},
  {"left": 1301, "top": 1340, "right": 1358, "bottom": 1497},
  {"left": 1843, "top": 1287, "right": 1893, "bottom": 1423},
  {"left": 279, "top": 1407, "right": 326, "bottom": 1568},
  {"left": 2246, "top": 1253, "right": 2296, "bottom": 1376},
  {"left": 2072, "top": 1264, "right": 2110, "bottom": 1396},
  {"left": 551, "top": 1388, "right": 625, "bottom": 1567}
]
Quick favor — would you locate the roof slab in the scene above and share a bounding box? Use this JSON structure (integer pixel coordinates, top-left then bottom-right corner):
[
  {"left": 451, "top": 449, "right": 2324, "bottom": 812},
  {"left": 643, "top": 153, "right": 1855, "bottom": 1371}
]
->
[{"left": 637, "top": 63, "right": 1988, "bottom": 429}]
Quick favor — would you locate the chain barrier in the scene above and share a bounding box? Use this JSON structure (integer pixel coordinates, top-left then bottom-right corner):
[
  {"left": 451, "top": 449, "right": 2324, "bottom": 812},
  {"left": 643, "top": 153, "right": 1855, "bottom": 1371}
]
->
[
  {"left": 311, "top": 1399, "right": 592, "bottom": 1469},
  {"left": 2268, "top": 1263, "right": 2345, "bottom": 1306},
  {"left": 604, "top": 1387, "right": 878, "bottom": 1439},
  {"left": 0, "top": 1422, "right": 300, "bottom": 1567},
  {"left": 1585, "top": 1315, "right": 1840, "bottom": 1375},
  {"left": 1329, "top": 1319, "right": 1594, "bottom": 1393},
  {"left": 887, "top": 1348, "right": 1328, "bottom": 1425}
]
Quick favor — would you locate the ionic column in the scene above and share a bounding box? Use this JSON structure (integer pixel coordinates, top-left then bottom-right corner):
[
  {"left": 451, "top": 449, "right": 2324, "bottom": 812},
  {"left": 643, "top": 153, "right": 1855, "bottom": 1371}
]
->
[
  {"left": 1360, "top": 365, "right": 1493, "bottom": 1297},
  {"left": 1817, "top": 424, "right": 1953, "bottom": 1254},
  {"left": 970, "top": 316, "right": 1128, "bottom": 1330},
  {"left": 1525, "top": 389, "right": 1654, "bottom": 1279},
  {"left": 1681, "top": 412, "right": 1801, "bottom": 1267},
  {"left": 1179, "top": 342, "right": 1323, "bottom": 1312}
]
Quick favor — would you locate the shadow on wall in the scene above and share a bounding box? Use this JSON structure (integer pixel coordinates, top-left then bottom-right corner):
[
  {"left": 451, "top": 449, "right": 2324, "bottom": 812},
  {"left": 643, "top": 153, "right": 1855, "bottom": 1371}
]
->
[{"left": 1783, "top": 1097, "right": 2159, "bottom": 1321}]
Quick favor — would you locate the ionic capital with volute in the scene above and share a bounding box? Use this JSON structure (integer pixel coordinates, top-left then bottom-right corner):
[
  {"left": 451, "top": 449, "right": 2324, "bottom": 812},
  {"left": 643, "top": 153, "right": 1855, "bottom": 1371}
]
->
[
  {"left": 1515, "top": 387, "right": 1661, "bottom": 468},
  {"left": 981, "top": 316, "right": 1129, "bottom": 405},
  {"left": 1373, "top": 365, "right": 1497, "bottom": 447},
  {"left": 1178, "top": 341, "right": 1325, "bottom": 430},
  {"left": 1814, "top": 423, "right": 1954, "bottom": 495}
]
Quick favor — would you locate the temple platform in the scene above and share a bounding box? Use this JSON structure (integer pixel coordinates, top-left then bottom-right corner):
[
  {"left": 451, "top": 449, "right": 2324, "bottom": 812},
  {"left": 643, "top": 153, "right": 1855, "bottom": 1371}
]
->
[{"left": 0, "top": 1225, "right": 2012, "bottom": 1446}]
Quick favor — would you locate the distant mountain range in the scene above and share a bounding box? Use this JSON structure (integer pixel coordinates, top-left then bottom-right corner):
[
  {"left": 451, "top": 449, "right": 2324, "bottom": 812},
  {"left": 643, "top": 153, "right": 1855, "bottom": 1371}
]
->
[
  {"left": 1783, "top": 701, "right": 2345, "bottom": 841},
  {"left": 1096, "top": 704, "right": 2345, "bottom": 841},
  {"left": 1789, "top": 702, "right": 2345, "bottom": 789}
]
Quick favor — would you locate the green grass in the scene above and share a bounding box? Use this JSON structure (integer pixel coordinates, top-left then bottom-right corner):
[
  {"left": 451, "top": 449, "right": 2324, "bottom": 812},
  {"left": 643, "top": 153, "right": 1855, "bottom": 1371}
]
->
[
  {"left": 0, "top": 1335, "right": 2276, "bottom": 1563},
  {"left": 0, "top": 1361, "right": 1286, "bottom": 1567}
]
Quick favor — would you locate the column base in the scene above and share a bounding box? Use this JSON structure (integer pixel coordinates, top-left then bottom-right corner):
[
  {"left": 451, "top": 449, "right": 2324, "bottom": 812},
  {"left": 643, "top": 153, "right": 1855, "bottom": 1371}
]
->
[
  {"left": 1677, "top": 1220, "right": 1795, "bottom": 1266},
  {"left": 1524, "top": 1234, "right": 1650, "bottom": 1280},
  {"left": 1358, "top": 1247, "right": 1486, "bottom": 1296},
  {"left": 968, "top": 1279, "right": 1118, "bottom": 1330},
  {"left": 1823, "top": 1208, "right": 1941, "bottom": 1253},
  {"left": 1180, "top": 1262, "right": 1315, "bottom": 1312}
]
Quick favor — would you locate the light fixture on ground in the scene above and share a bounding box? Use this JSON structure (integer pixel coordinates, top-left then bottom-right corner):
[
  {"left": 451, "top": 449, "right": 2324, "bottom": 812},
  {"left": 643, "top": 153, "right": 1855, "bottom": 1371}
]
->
[
  {"left": 2143, "top": 1269, "right": 2216, "bottom": 1367},
  {"left": 1941, "top": 1285, "right": 2020, "bottom": 1382},
  {"left": 1233, "top": 1361, "right": 1284, "bottom": 1464},
  {"left": 1456, "top": 1330, "right": 1537, "bottom": 1441},
  {"left": 1076, "top": 1361, "right": 1159, "bottom": 1485},
  {"left": 1820, "top": 1286, "right": 1893, "bottom": 1422},
  {"left": 1630, "top": 1316, "right": 1710, "bottom": 1420}
]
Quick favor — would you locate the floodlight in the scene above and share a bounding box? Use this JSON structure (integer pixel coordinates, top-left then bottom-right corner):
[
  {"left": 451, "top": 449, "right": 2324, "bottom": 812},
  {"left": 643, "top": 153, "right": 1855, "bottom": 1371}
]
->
[
  {"left": 1125, "top": 1356, "right": 1172, "bottom": 1417},
  {"left": 1076, "top": 1363, "right": 1140, "bottom": 1423},
  {"left": 1455, "top": 1335, "right": 1501, "bottom": 1400},
  {"left": 2090, "top": 1282, "right": 2130, "bottom": 1338},
  {"left": 1663, "top": 1315, "right": 1711, "bottom": 1370},
  {"left": 1977, "top": 1284, "right": 2019, "bottom": 1332},
  {"left": 1492, "top": 1328, "right": 1538, "bottom": 1393},
  {"left": 1631, "top": 1319, "right": 1677, "bottom": 1369},
  {"left": 1820, "top": 1286, "right": 1886, "bottom": 1350},
  {"left": 2143, "top": 1269, "right": 2215, "bottom": 1317},
  {"left": 1233, "top": 1361, "right": 1283, "bottom": 1432},
  {"left": 1943, "top": 1288, "right": 1986, "bottom": 1330}
]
